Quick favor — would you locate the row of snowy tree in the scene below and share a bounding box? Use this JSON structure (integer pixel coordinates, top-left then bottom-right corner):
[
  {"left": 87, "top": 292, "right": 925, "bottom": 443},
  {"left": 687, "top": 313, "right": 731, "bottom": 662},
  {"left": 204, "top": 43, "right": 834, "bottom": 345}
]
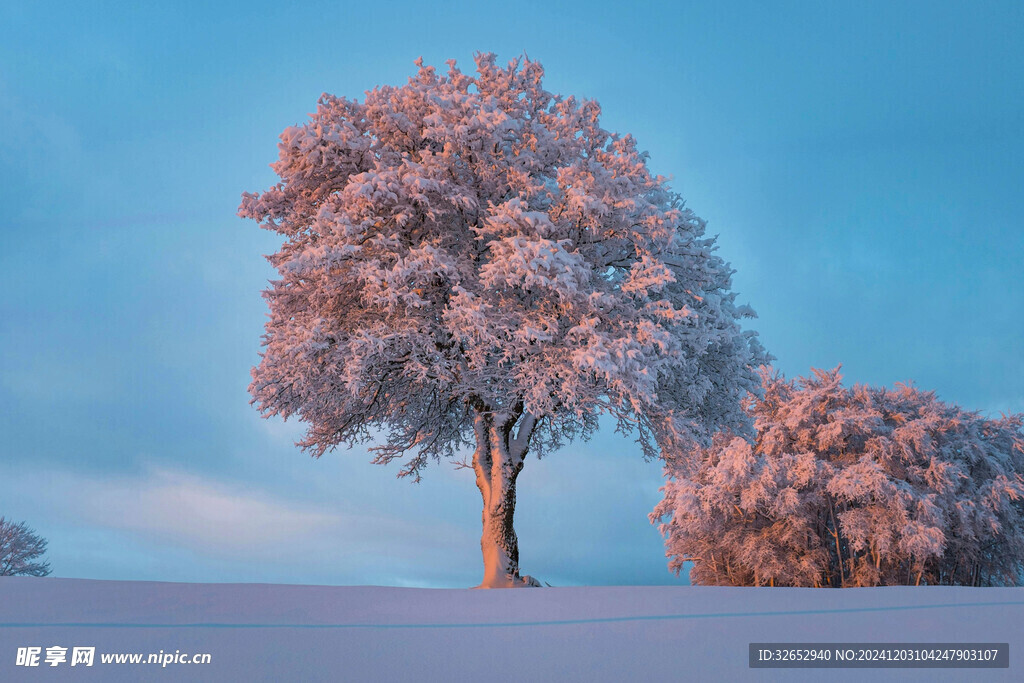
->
[
  {"left": 240, "top": 53, "right": 1022, "bottom": 588},
  {"left": 653, "top": 367, "right": 1024, "bottom": 587}
]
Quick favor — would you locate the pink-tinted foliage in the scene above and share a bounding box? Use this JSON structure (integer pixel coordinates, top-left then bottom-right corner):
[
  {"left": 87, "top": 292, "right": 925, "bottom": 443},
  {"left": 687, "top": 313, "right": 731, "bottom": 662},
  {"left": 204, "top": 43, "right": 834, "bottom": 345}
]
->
[
  {"left": 240, "top": 54, "right": 765, "bottom": 475},
  {"left": 653, "top": 367, "right": 1024, "bottom": 587}
]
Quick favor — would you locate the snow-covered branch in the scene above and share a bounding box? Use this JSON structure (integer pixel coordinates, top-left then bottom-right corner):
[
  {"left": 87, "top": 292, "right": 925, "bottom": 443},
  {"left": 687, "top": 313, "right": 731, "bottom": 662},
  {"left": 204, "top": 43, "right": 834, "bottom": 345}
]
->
[{"left": 654, "top": 367, "right": 1024, "bottom": 587}]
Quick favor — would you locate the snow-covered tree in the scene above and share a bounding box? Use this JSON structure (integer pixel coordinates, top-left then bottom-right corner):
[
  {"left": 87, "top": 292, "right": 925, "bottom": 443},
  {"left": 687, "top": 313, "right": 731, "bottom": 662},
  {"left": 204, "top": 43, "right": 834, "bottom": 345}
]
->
[
  {"left": 653, "top": 367, "right": 1024, "bottom": 587},
  {"left": 0, "top": 518, "right": 51, "bottom": 577},
  {"left": 240, "top": 54, "right": 765, "bottom": 587}
]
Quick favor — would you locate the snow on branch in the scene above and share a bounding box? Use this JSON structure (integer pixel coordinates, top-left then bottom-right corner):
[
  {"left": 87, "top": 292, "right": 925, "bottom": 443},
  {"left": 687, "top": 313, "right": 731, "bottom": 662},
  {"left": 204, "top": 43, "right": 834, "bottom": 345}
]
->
[
  {"left": 240, "top": 53, "right": 767, "bottom": 477},
  {"left": 654, "top": 367, "right": 1024, "bottom": 587}
]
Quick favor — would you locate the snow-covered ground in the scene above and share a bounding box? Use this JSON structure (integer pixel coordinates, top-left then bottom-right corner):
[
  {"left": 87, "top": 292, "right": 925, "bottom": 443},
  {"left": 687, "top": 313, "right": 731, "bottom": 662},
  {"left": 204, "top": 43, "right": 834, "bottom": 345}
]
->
[{"left": 1, "top": 578, "right": 1021, "bottom": 681}]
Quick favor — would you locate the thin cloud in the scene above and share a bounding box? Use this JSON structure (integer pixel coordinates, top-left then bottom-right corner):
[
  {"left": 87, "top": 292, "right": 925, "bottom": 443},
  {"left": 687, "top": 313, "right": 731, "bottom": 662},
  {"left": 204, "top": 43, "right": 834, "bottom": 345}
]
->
[
  {"left": 75, "top": 468, "right": 338, "bottom": 554},
  {"left": 0, "top": 463, "right": 474, "bottom": 578}
]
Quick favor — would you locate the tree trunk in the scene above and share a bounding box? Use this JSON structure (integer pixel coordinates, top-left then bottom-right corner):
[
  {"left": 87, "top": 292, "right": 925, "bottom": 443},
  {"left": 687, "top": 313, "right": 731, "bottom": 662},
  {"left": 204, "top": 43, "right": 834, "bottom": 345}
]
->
[
  {"left": 827, "top": 495, "right": 845, "bottom": 588},
  {"left": 471, "top": 408, "right": 541, "bottom": 588}
]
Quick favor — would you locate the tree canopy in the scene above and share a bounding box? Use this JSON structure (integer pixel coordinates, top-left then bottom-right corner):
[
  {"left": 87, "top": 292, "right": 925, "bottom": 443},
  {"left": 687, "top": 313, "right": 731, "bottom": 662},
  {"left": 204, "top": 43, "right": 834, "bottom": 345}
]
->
[
  {"left": 0, "top": 518, "right": 51, "bottom": 577},
  {"left": 653, "top": 367, "right": 1024, "bottom": 587},
  {"left": 240, "top": 54, "right": 764, "bottom": 471}
]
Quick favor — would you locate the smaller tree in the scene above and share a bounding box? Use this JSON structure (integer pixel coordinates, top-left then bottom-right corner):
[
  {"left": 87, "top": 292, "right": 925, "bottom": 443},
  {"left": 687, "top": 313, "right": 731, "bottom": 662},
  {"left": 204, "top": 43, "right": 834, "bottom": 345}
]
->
[
  {"left": 0, "top": 518, "right": 52, "bottom": 577},
  {"left": 652, "top": 367, "right": 1024, "bottom": 587}
]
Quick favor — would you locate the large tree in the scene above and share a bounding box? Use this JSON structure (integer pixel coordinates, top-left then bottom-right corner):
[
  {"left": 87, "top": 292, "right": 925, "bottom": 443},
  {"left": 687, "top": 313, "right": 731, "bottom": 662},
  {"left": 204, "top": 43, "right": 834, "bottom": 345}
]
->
[{"left": 240, "top": 54, "right": 765, "bottom": 587}]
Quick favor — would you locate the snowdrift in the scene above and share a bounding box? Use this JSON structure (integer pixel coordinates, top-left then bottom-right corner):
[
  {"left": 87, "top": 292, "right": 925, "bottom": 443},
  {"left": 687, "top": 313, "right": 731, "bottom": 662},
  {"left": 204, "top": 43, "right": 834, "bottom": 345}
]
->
[{"left": 1, "top": 578, "right": 1021, "bottom": 681}]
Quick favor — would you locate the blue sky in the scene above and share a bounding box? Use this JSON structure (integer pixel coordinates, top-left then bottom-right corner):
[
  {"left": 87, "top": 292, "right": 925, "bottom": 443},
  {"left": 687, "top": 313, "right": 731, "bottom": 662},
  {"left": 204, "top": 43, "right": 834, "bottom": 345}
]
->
[{"left": 1, "top": 1, "right": 1021, "bottom": 587}]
